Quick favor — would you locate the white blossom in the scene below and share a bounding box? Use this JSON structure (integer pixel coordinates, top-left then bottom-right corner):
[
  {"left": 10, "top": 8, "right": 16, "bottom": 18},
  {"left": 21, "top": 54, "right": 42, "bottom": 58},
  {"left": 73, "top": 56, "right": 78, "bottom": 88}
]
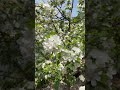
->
[
  {"left": 45, "top": 60, "right": 52, "bottom": 64},
  {"left": 59, "top": 63, "right": 64, "bottom": 71},
  {"left": 42, "top": 63, "right": 45, "bottom": 68},
  {"left": 79, "top": 86, "right": 85, "bottom": 90},
  {"left": 45, "top": 75, "right": 48, "bottom": 79},
  {"left": 61, "top": 49, "right": 76, "bottom": 62},
  {"left": 43, "top": 3, "right": 50, "bottom": 8},
  {"left": 42, "top": 35, "right": 62, "bottom": 52},
  {"left": 72, "top": 47, "right": 81, "bottom": 54},
  {"left": 79, "top": 75, "right": 85, "bottom": 82}
]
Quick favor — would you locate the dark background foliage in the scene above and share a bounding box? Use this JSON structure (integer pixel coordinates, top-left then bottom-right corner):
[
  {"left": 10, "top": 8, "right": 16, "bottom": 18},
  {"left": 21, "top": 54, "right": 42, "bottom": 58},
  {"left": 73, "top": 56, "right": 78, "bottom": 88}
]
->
[
  {"left": 86, "top": 0, "right": 120, "bottom": 90},
  {"left": 0, "top": 0, "right": 35, "bottom": 89}
]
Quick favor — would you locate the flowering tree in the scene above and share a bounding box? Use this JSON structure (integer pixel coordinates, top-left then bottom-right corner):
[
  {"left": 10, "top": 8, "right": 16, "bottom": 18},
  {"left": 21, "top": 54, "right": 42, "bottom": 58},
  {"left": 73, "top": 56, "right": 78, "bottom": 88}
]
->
[
  {"left": 86, "top": 0, "right": 120, "bottom": 90},
  {"left": 35, "top": 0, "right": 120, "bottom": 90},
  {"left": 0, "top": 0, "right": 34, "bottom": 89},
  {"left": 35, "top": 0, "right": 85, "bottom": 89}
]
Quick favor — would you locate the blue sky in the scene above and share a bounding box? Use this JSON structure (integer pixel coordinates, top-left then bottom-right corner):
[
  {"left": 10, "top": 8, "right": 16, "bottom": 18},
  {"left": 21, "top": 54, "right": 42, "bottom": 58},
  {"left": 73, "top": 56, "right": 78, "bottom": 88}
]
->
[
  {"left": 72, "top": 0, "right": 78, "bottom": 17},
  {"left": 35, "top": 0, "right": 78, "bottom": 17}
]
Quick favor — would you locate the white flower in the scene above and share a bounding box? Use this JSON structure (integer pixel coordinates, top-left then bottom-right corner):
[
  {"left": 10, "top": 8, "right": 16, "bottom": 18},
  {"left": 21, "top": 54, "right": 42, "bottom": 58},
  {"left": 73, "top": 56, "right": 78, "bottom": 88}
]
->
[
  {"left": 53, "top": 10, "right": 57, "bottom": 15},
  {"left": 79, "top": 86, "right": 85, "bottom": 90},
  {"left": 41, "top": 61, "right": 52, "bottom": 68},
  {"left": 43, "top": 3, "right": 50, "bottom": 8},
  {"left": 72, "top": 47, "right": 81, "bottom": 54},
  {"left": 61, "top": 49, "right": 76, "bottom": 62},
  {"left": 43, "top": 35, "right": 62, "bottom": 52},
  {"left": 79, "top": 75, "right": 85, "bottom": 82},
  {"left": 49, "top": 35, "right": 62, "bottom": 45},
  {"left": 45, "top": 75, "right": 48, "bottom": 79},
  {"left": 59, "top": 63, "right": 64, "bottom": 71},
  {"left": 80, "top": 54, "right": 84, "bottom": 60},
  {"left": 42, "top": 41, "right": 54, "bottom": 51},
  {"left": 45, "top": 74, "right": 51, "bottom": 79},
  {"left": 42, "top": 63, "right": 45, "bottom": 68},
  {"left": 45, "top": 60, "right": 52, "bottom": 64}
]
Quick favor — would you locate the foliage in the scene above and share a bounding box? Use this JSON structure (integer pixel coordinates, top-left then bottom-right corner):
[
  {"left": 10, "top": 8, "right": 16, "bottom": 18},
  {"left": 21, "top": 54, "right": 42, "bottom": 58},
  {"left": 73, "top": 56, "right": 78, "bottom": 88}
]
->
[
  {"left": 35, "top": 0, "right": 85, "bottom": 89},
  {"left": 86, "top": 0, "right": 120, "bottom": 90},
  {"left": 0, "top": 0, "right": 34, "bottom": 89},
  {"left": 36, "top": 0, "right": 120, "bottom": 90}
]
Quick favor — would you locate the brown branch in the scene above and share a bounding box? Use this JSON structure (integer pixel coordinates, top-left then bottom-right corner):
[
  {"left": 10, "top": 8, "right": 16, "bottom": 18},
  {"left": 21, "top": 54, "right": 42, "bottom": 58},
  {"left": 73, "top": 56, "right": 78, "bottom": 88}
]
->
[
  {"left": 68, "top": 0, "right": 74, "bottom": 31},
  {"left": 71, "top": 0, "right": 74, "bottom": 15}
]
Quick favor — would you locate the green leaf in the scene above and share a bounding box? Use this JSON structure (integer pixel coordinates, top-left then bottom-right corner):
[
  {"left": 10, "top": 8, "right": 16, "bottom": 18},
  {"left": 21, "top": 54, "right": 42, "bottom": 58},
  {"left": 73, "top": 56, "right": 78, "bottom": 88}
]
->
[{"left": 54, "top": 79, "right": 60, "bottom": 90}]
